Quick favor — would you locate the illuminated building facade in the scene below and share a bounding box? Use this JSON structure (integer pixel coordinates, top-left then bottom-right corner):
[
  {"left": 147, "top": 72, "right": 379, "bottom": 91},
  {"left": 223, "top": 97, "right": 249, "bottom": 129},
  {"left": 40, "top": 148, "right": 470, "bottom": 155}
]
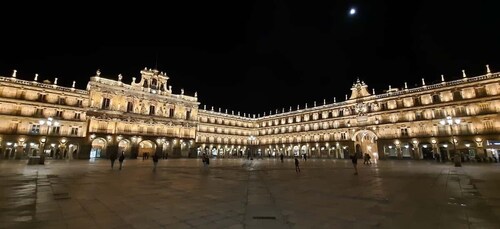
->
[
  {"left": 0, "top": 66, "right": 498, "bottom": 161},
  {"left": 197, "top": 66, "right": 500, "bottom": 161}
]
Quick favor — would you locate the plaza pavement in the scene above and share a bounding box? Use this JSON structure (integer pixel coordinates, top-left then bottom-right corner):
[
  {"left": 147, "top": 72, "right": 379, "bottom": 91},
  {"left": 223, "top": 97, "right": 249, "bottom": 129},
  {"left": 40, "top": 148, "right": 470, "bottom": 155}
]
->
[{"left": 0, "top": 158, "right": 499, "bottom": 229}]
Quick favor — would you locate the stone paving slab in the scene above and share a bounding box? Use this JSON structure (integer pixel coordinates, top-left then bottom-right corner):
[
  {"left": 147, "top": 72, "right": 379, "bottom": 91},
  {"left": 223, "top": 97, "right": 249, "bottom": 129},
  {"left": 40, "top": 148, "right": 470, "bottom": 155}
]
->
[{"left": 0, "top": 159, "right": 499, "bottom": 228}]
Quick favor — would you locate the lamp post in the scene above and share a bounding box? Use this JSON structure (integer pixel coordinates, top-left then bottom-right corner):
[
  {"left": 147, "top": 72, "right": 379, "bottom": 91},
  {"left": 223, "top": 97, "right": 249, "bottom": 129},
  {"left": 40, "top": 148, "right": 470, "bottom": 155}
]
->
[
  {"left": 439, "top": 116, "right": 461, "bottom": 167},
  {"left": 248, "top": 135, "right": 256, "bottom": 159},
  {"left": 39, "top": 117, "right": 59, "bottom": 164}
]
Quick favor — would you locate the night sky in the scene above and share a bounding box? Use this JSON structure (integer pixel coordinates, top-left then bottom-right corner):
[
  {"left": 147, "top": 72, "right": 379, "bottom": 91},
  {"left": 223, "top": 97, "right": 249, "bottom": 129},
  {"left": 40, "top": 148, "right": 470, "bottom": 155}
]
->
[{"left": 1, "top": 1, "right": 499, "bottom": 115}]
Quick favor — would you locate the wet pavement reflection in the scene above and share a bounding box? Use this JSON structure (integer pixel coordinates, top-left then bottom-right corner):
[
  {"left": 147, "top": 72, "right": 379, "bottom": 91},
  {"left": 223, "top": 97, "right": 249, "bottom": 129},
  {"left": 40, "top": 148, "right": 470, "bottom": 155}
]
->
[{"left": 0, "top": 158, "right": 499, "bottom": 228}]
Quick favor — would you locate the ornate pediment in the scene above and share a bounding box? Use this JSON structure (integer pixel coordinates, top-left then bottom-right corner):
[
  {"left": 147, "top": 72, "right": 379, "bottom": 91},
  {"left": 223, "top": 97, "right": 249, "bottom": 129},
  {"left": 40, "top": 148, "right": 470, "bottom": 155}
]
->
[{"left": 349, "top": 78, "right": 371, "bottom": 100}]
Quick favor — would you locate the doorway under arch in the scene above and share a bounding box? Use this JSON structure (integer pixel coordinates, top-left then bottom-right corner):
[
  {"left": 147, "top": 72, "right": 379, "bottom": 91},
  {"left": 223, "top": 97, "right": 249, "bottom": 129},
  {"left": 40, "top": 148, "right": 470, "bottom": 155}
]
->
[
  {"left": 139, "top": 140, "right": 156, "bottom": 158},
  {"left": 352, "top": 130, "right": 379, "bottom": 159},
  {"left": 91, "top": 138, "right": 107, "bottom": 158},
  {"left": 118, "top": 139, "right": 131, "bottom": 157}
]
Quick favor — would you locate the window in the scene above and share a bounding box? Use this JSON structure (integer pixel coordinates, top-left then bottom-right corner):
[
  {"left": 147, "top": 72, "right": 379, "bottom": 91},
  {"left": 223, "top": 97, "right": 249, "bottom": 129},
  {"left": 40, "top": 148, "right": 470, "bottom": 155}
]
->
[
  {"left": 35, "top": 108, "right": 43, "bottom": 116},
  {"left": 31, "top": 124, "right": 41, "bottom": 134},
  {"left": 70, "top": 127, "right": 78, "bottom": 135},
  {"left": 169, "top": 108, "right": 175, "bottom": 118},
  {"left": 58, "top": 97, "right": 65, "bottom": 105},
  {"left": 339, "top": 110, "right": 343, "bottom": 117},
  {"left": 56, "top": 110, "right": 63, "bottom": 117},
  {"left": 74, "top": 113, "right": 81, "bottom": 120},
  {"left": 101, "top": 98, "right": 111, "bottom": 109},
  {"left": 401, "top": 128, "right": 409, "bottom": 136},
  {"left": 51, "top": 126, "right": 60, "bottom": 134},
  {"left": 38, "top": 94, "right": 46, "bottom": 102},
  {"left": 186, "top": 110, "right": 191, "bottom": 120},
  {"left": 149, "top": 105, "right": 155, "bottom": 115},
  {"left": 127, "top": 102, "right": 134, "bottom": 112},
  {"left": 77, "top": 100, "right": 83, "bottom": 107},
  {"left": 341, "top": 132, "right": 347, "bottom": 140}
]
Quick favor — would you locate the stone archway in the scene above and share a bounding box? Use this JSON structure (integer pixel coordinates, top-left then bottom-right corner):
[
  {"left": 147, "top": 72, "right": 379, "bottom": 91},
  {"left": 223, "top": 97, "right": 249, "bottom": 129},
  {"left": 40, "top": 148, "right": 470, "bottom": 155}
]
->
[
  {"left": 138, "top": 140, "right": 156, "bottom": 158},
  {"left": 91, "top": 138, "right": 107, "bottom": 158},
  {"left": 118, "top": 139, "right": 131, "bottom": 158},
  {"left": 351, "top": 130, "right": 379, "bottom": 159},
  {"left": 293, "top": 146, "right": 300, "bottom": 156}
]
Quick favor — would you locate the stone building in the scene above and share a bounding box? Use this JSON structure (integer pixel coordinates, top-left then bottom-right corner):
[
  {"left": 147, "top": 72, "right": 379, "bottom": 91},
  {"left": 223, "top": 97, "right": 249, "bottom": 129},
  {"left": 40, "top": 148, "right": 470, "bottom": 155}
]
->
[
  {"left": 86, "top": 68, "right": 199, "bottom": 159},
  {"left": 0, "top": 71, "right": 88, "bottom": 160},
  {"left": 0, "top": 66, "right": 498, "bottom": 161},
  {"left": 196, "top": 66, "right": 499, "bottom": 161}
]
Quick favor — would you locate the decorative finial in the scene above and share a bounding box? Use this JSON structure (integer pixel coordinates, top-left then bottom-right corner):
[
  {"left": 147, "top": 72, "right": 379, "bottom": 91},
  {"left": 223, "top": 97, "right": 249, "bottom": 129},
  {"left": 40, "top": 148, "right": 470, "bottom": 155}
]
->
[
  {"left": 305, "top": 103, "right": 307, "bottom": 109},
  {"left": 289, "top": 106, "right": 292, "bottom": 111},
  {"left": 181, "top": 89, "right": 184, "bottom": 95},
  {"left": 54, "top": 78, "right": 58, "bottom": 85},
  {"left": 72, "top": 81, "right": 76, "bottom": 88},
  {"left": 12, "top": 69, "right": 17, "bottom": 78},
  {"left": 118, "top": 74, "right": 123, "bottom": 81},
  {"left": 441, "top": 74, "right": 445, "bottom": 82},
  {"left": 372, "top": 88, "right": 375, "bottom": 95},
  {"left": 132, "top": 77, "right": 136, "bottom": 83},
  {"left": 345, "top": 94, "right": 348, "bottom": 100},
  {"left": 203, "top": 105, "right": 206, "bottom": 110},
  {"left": 225, "top": 109, "right": 227, "bottom": 113},
  {"left": 334, "top": 97, "right": 336, "bottom": 103},
  {"left": 34, "top": 73, "right": 38, "bottom": 81},
  {"left": 232, "top": 110, "right": 234, "bottom": 115},
  {"left": 96, "top": 69, "right": 101, "bottom": 77},
  {"left": 194, "top": 91, "right": 198, "bottom": 97},
  {"left": 297, "top": 104, "right": 300, "bottom": 110},
  {"left": 211, "top": 106, "right": 214, "bottom": 111},
  {"left": 282, "top": 108, "right": 284, "bottom": 113},
  {"left": 264, "top": 112, "right": 266, "bottom": 116},
  {"left": 314, "top": 101, "right": 316, "bottom": 107},
  {"left": 218, "top": 108, "right": 221, "bottom": 112},
  {"left": 389, "top": 85, "right": 392, "bottom": 90},
  {"left": 462, "top": 69, "right": 466, "bottom": 78},
  {"left": 486, "top": 65, "right": 491, "bottom": 74},
  {"left": 404, "top": 82, "right": 408, "bottom": 89},
  {"left": 356, "top": 77, "right": 360, "bottom": 83},
  {"left": 422, "top": 78, "right": 426, "bottom": 86},
  {"left": 323, "top": 99, "right": 326, "bottom": 105},
  {"left": 244, "top": 113, "right": 246, "bottom": 117}
]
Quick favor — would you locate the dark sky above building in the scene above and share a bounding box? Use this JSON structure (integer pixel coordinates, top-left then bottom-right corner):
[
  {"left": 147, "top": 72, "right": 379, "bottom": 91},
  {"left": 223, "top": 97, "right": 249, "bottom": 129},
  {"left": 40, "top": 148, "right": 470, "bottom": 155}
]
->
[{"left": 1, "top": 1, "right": 499, "bottom": 115}]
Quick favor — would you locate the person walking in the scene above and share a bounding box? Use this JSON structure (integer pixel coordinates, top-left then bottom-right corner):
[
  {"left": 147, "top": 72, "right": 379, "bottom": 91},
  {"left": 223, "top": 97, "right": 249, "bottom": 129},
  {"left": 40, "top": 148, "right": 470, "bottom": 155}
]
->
[
  {"left": 118, "top": 152, "right": 125, "bottom": 170},
  {"left": 350, "top": 152, "right": 359, "bottom": 175},
  {"left": 280, "top": 153, "right": 284, "bottom": 163},
  {"left": 152, "top": 154, "right": 159, "bottom": 172},
  {"left": 110, "top": 153, "right": 117, "bottom": 170},
  {"left": 295, "top": 157, "right": 301, "bottom": 173}
]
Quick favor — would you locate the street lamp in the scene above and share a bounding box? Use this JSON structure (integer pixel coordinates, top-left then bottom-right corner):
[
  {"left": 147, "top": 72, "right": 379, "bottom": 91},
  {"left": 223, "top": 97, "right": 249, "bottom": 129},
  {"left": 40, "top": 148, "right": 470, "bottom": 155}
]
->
[
  {"left": 439, "top": 116, "right": 461, "bottom": 167},
  {"left": 38, "top": 117, "right": 59, "bottom": 164},
  {"left": 248, "top": 135, "right": 256, "bottom": 159}
]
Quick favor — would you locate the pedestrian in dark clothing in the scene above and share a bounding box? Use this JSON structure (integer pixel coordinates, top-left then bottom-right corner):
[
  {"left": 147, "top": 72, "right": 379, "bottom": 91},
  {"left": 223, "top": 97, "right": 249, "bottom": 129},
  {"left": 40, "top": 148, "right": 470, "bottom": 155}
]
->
[
  {"left": 152, "top": 154, "right": 159, "bottom": 171},
  {"left": 280, "top": 153, "right": 284, "bottom": 163},
  {"left": 350, "top": 153, "right": 358, "bottom": 175},
  {"left": 118, "top": 152, "right": 125, "bottom": 170},
  {"left": 110, "top": 153, "right": 117, "bottom": 170},
  {"left": 295, "top": 157, "right": 301, "bottom": 173},
  {"left": 303, "top": 154, "right": 307, "bottom": 161}
]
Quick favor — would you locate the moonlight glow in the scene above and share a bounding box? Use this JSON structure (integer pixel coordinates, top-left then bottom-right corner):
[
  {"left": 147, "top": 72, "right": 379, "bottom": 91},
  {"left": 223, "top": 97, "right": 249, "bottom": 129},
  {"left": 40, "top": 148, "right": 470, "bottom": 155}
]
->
[{"left": 349, "top": 8, "right": 356, "bottom": 15}]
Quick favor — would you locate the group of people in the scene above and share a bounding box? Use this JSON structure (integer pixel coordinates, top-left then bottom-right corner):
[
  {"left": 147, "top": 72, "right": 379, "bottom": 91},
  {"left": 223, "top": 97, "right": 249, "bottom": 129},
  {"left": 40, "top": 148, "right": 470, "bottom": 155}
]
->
[
  {"left": 110, "top": 152, "right": 159, "bottom": 171},
  {"left": 109, "top": 151, "right": 370, "bottom": 175}
]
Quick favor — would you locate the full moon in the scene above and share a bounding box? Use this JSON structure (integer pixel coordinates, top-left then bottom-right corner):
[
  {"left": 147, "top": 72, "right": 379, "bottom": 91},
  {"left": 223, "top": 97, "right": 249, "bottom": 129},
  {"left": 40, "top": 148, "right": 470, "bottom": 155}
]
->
[{"left": 349, "top": 8, "right": 356, "bottom": 15}]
